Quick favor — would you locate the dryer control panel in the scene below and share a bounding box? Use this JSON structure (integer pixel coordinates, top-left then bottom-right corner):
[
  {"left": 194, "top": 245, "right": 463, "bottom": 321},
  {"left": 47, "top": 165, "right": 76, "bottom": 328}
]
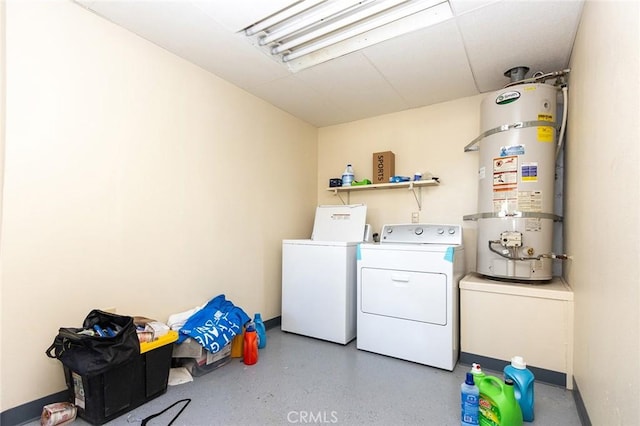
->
[{"left": 380, "top": 223, "right": 462, "bottom": 245}]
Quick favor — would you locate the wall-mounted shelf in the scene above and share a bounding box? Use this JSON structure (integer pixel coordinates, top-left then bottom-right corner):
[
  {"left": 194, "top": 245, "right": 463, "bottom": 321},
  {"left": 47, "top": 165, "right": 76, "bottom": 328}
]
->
[{"left": 326, "top": 179, "right": 439, "bottom": 210}]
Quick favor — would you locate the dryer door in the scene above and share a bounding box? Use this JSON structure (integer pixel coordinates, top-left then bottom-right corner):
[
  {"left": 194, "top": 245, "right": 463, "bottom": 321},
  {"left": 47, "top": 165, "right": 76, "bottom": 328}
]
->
[{"left": 360, "top": 268, "right": 447, "bottom": 325}]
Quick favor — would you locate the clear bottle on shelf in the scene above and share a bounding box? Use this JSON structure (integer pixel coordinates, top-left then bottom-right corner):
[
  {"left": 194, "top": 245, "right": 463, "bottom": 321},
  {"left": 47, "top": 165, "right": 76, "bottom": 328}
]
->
[{"left": 341, "top": 164, "right": 354, "bottom": 187}]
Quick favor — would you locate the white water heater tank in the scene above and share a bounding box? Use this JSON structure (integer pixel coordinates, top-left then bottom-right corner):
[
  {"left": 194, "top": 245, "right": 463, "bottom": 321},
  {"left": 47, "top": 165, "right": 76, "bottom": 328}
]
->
[{"left": 471, "top": 83, "right": 560, "bottom": 281}]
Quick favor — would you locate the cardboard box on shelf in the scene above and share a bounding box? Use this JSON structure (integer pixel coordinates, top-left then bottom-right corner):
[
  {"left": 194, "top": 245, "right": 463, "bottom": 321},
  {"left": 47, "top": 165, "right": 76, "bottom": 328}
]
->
[{"left": 373, "top": 151, "right": 395, "bottom": 184}]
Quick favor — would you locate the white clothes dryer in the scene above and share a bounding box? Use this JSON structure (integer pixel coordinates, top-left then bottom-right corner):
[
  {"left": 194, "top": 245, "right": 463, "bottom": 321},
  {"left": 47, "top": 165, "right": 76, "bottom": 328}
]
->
[{"left": 357, "top": 223, "right": 464, "bottom": 370}]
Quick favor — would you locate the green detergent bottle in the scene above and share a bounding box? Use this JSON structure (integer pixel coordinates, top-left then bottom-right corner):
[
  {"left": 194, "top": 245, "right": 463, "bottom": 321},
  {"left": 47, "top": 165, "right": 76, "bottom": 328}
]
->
[
  {"left": 477, "top": 376, "right": 523, "bottom": 426},
  {"left": 471, "top": 363, "right": 486, "bottom": 386}
]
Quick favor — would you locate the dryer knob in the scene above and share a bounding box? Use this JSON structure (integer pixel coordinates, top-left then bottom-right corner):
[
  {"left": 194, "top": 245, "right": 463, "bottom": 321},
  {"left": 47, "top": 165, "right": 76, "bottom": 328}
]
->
[
  {"left": 386, "top": 227, "right": 393, "bottom": 233},
  {"left": 437, "top": 228, "right": 444, "bottom": 235},
  {"left": 415, "top": 227, "right": 423, "bottom": 235},
  {"left": 448, "top": 228, "right": 456, "bottom": 235}
]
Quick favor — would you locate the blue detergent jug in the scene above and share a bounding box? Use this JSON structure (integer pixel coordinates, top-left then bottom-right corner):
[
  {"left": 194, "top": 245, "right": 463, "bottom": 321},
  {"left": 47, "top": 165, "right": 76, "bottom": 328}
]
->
[
  {"left": 503, "top": 356, "right": 535, "bottom": 422},
  {"left": 254, "top": 313, "right": 267, "bottom": 349}
]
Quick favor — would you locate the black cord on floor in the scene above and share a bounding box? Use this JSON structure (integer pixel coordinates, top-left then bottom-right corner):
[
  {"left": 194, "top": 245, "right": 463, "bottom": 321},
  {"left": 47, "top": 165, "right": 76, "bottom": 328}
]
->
[{"left": 140, "top": 398, "right": 191, "bottom": 426}]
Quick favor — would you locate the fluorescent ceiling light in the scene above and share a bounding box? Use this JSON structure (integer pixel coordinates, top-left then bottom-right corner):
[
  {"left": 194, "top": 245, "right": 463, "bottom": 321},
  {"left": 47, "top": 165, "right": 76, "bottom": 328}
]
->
[
  {"left": 259, "top": 0, "right": 368, "bottom": 46},
  {"left": 272, "top": 0, "right": 407, "bottom": 54},
  {"left": 244, "top": 0, "right": 453, "bottom": 72},
  {"left": 244, "top": 0, "right": 326, "bottom": 36}
]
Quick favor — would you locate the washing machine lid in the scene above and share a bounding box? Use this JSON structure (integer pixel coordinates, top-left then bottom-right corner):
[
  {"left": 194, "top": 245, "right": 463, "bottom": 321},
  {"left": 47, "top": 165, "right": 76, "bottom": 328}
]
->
[{"left": 311, "top": 204, "right": 367, "bottom": 242}]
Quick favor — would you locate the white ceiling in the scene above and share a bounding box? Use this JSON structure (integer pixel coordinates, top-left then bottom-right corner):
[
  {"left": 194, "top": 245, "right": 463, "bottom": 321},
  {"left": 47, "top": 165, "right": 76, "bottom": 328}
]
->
[{"left": 74, "top": 0, "right": 584, "bottom": 127}]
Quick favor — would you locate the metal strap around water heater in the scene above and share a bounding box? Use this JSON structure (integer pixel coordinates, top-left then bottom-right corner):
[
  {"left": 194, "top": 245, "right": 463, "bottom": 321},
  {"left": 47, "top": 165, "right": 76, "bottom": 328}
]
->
[
  {"left": 463, "top": 212, "right": 563, "bottom": 221},
  {"left": 463, "top": 120, "right": 557, "bottom": 152}
]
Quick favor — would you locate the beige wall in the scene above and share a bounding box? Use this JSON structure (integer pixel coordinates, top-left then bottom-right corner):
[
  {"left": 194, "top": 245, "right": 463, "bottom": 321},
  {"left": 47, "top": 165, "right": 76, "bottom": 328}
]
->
[
  {"left": 566, "top": 0, "right": 640, "bottom": 424},
  {"left": 0, "top": 1, "right": 5, "bottom": 224},
  {"left": 0, "top": 0, "right": 317, "bottom": 411},
  {"left": 318, "top": 96, "right": 482, "bottom": 273},
  {"left": 3, "top": 0, "right": 639, "bottom": 422}
]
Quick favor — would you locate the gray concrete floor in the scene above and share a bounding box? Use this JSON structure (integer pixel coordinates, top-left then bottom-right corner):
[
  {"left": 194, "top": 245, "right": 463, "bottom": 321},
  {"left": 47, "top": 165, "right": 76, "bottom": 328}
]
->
[{"left": 34, "top": 328, "right": 582, "bottom": 425}]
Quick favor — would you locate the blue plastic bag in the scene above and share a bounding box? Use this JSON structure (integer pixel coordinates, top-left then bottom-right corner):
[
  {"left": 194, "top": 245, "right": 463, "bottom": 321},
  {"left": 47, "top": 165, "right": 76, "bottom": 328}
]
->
[{"left": 177, "top": 295, "right": 250, "bottom": 353}]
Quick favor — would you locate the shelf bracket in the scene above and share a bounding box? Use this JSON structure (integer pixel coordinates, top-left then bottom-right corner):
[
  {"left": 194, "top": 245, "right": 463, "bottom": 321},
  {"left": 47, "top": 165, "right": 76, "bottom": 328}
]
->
[
  {"left": 330, "top": 188, "right": 349, "bottom": 205},
  {"left": 408, "top": 182, "right": 422, "bottom": 210}
]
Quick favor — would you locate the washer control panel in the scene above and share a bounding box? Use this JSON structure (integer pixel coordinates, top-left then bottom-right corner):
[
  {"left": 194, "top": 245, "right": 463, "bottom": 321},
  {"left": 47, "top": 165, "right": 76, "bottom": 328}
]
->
[{"left": 380, "top": 223, "right": 462, "bottom": 245}]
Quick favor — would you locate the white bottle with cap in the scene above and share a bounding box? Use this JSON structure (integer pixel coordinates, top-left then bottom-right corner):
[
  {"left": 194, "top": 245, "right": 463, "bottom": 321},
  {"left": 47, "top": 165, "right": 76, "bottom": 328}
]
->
[
  {"left": 503, "top": 355, "right": 535, "bottom": 422},
  {"left": 341, "top": 164, "right": 354, "bottom": 187}
]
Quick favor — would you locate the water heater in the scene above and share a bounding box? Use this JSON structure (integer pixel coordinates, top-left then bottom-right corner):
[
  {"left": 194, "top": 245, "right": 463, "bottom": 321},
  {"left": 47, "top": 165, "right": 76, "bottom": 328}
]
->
[{"left": 465, "top": 72, "right": 568, "bottom": 281}]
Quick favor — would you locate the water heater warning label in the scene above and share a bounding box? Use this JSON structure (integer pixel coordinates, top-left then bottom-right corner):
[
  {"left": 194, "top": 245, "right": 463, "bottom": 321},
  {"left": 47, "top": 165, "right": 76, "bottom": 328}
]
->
[
  {"left": 526, "top": 218, "right": 542, "bottom": 232},
  {"left": 494, "top": 171, "right": 517, "bottom": 185},
  {"left": 521, "top": 163, "right": 538, "bottom": 182},
  {"left": 493, "top": 156, "right": 517, "bottom": 173},
  {"left": 518, "top": 191, "right": 543, "bottom": 212},
  {"left": 537, "top": 114, "right": 554, "bottom": 142},
  {"left": 492, "top": 156, "right": 518, "bottom": 212},
  {"left": 499, "top": 144, "right": 525, "bottom": 156}
]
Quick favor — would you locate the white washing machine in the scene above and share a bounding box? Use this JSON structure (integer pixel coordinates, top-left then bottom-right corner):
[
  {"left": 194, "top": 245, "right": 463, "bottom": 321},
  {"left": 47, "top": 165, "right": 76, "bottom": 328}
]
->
[
  {"left": 357, "top": 223, "right": 465, "bottom": 370},
  {"left": 282, "top": 205, "right": 367, "bottom": 344}
]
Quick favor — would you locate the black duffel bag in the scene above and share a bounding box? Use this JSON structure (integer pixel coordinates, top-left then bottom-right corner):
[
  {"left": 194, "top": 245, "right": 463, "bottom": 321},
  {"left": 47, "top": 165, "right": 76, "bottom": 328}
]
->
[{"left": 46, "top": 309, "right": 140, "bottom": 376}]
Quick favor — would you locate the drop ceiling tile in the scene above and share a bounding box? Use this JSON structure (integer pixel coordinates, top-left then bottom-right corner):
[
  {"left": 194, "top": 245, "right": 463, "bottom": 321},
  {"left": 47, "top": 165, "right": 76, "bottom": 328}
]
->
[
  {"left": 190, "top": 0, "right": 297, "bottom": 32},
  {"left": 363, "top": 20, "right": 479, "bottom": 107},
  {"left": 449, "top": 0, "right": 501, "bottom": 16},
  {"left": 458, "top": 0, "right": 584, "bottom": 91},
  {"left": 294, "top": 53, "right": 409, "bottom": 119}
]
